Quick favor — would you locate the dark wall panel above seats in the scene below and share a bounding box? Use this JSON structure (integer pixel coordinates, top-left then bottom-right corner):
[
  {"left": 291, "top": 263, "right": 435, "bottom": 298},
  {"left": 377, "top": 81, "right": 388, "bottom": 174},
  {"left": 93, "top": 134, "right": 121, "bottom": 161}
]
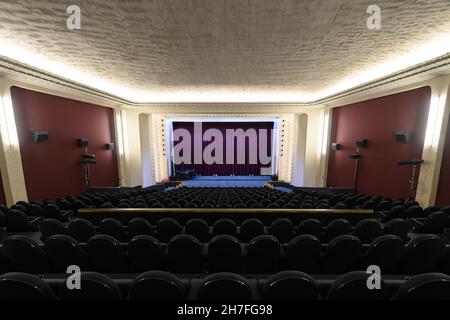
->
[
  {"left": 11, "top": 86, "right": 119, "bottom": 201},
  {"left": 436, "top": 114, "right": 450, "bottom": 206},
  {"left": 327, "top": 87, "right": 431, "bottom": 199}
]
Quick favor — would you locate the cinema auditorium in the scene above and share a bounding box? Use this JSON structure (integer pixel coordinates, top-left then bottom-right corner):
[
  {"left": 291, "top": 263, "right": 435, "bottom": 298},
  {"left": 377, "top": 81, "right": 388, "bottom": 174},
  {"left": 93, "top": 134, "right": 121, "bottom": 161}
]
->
[{"left": 1, "top": 0, "right": 450, "bottom": 305}]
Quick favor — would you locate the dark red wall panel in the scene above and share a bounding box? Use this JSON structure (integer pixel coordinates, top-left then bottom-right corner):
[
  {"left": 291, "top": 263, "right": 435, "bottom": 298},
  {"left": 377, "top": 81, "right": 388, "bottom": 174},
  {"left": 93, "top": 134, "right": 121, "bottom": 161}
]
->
[
  {"left": 436, "top": 116, "right": 450, "bottom": 206},
  {"left": 11, "top": 86, "right": 119, "bottom": 201},
  {"left": 327, "top": 87, "right": 431, "bottom": 199}
]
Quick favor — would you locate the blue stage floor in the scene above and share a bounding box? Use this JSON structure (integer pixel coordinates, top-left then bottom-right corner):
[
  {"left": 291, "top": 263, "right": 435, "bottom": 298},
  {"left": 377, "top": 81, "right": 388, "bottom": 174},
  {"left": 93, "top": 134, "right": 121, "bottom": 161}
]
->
[{"left": 182, "top": 176, "right": 272, "bottom": 187}]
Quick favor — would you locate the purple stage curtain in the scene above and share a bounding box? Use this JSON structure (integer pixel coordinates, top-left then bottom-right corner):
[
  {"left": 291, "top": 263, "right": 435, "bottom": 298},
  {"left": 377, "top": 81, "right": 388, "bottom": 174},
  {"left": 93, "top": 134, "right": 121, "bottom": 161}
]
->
[{"left": 172, "top": 122, "right": 274, "bottom": 176}]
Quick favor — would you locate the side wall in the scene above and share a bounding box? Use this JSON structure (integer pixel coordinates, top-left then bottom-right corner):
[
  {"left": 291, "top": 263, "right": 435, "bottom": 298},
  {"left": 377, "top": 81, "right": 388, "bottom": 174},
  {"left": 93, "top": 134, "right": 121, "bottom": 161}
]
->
[
  {"left": 11, "top": 86, "right": 119, "bottom": 201},
  {"left": 327, "top": 87, "right": 431, "bottom": 198}
]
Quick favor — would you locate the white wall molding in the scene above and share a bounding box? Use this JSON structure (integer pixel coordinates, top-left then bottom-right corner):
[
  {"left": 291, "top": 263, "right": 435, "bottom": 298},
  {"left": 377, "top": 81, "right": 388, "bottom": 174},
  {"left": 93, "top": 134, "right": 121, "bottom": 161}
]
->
[{"left": 0, "top": 78, "right": 28, "bottom": 205}]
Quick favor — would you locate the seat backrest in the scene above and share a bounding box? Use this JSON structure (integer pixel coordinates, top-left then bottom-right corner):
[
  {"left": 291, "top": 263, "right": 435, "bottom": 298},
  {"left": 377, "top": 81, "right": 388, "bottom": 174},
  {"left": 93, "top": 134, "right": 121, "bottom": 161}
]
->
[
  {"left": 86, "top": 235, "right": 128, "bottom": 273},
  {"left": 353, "top": 219, "right": 383, "bottom": 243},
  {"left": 59, "top": 272, "right": 122, "bottom": 300},
  {"left": 39, "top": 218, "right": 66, "bottom": 240},
  {"left": 401, "top": 235, "right": 446, "bottom": 274},
  {"left": 127, "top": 235, "right": 163, "bottom": 272},
  {"left": 286, "top": 235, "right": 322, "bottom": 273},
  {"left": 196, "top": 273, "right": 253, "bottom": 300},
  {"left": 297, "top": 219, "right": 323, "bottom": 237},
  {"left": 262, "top": 271, "right": 320, "bottom": 300},
  {"left": 167, "top": 234, "right": 203, "bottom": 273},
  {"left": 185, "top": 218, "right": 210, "bottom": 242},
  {"left": 5, "top": 209, "right": 34, "bottom": 232},
  {"left": 327, "top": 271, "right": 389, "bottom": 300},
  {"left": 68, "top": 218, "right": 96, "bottom": 242},
  {"left": 0, "top": 272, "right": 56, "bottom": 300},
  {"left": 393, "top": 273, "right": 450, "bottom": 300},
  {"left": 156, "top": 218, "right": 181, "bottom": 242},
  {"left": 3, "top": 235, "right": 52, "bottom": 273},
  {"left": 383, "top": 218, "right": 411, "bottom": 240},
  {"left": 322, "top": 235, "right": 363, "bottom": 274},
  {"left": 213, "top": 219, "right": 237, "bottom": 236},
  {"left": 269, "top": 218, "right": 294, "bottom": 243},
  {"left": 323, "top": 219, "right": 351, "bottom": 242},
  {"left": 364, "top": 235, "right": 405, "bottom": 274},
  {"left": 420, "top": 211, "right": 448, "bottom": 234},
  {"left": 240, "top": 219, "right": 265, "bottom": 242},
  {"left": 128, "top": 271, "right": 186, "bottom": 300},
  {"left": 247, "top": 235, "right": 281, "bottom": 273},
  {"left": 127, "top": 218, "right": 153, "bottom": 237},
  {"left": 45, "top": 235, "right": 86, "bottom": 272},
  {"left": 99, "top": 218, "right": 128, "bottom": 242},
  {"left": 208, "top": 235, "right": 242, "bottom": 273}
]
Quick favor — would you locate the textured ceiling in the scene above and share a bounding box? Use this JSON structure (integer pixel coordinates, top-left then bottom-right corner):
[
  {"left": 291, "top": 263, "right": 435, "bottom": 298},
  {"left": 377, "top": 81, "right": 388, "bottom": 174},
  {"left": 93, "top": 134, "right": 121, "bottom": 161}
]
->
[{"left": 0, "top": 0, "right": 450, "bottom": 103}]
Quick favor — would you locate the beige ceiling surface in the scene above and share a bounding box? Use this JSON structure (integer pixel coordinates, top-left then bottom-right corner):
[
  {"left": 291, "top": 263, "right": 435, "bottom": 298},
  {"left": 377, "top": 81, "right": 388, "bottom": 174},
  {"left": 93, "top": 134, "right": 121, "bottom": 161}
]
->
[{"left": 0, "top": 0, "right": 450, "bottom": 102}]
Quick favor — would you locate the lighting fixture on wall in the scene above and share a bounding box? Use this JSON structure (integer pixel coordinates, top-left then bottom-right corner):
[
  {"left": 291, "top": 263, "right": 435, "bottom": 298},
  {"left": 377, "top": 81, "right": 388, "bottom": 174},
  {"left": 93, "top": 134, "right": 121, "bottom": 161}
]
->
[
  {"left": 331, "top": 142, "right": 342, "bottom": 151},
  {"left": 32, "top": 131, "right": 48, "bottom": 143},
  {"left": 105, "top": 143, "right": 115, "bottom": 150},
  {"left": 395, "top": 131, "right": 412, "bottom": 143}
]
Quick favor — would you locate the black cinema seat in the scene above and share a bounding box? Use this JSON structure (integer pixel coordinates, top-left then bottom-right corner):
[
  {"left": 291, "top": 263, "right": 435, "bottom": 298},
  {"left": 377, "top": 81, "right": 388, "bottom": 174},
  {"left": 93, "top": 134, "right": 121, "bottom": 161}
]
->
[
  {"left": 59, "top": 272, "right": 122, "bottom": 300},
  {"left": 207, "top": 235, "right": 242, "bottom": 273},
  {"left": 246, "top": 235, "right": 281, "bottom": 273},
  {"left": 392, "top": 273, "right": 450, "bottom": 300},
  {"left": 320, "top": 235, "right": 362, "bottom": 274},
  {"left": 261, "top": 271, "right": 320, "bottom": 300},
  {"left": 326, "top": 271, "right": 389, "bottom": 300},
  {"left": 86, "top": 235, "right": 128, "bottom": 273},
  {"left": 3, "top": 235, "right": 52, "bottom": 274},
  {"left": 127, "top": 235, "right": 164, "bottom": 272},
  {"left": 0, "top": 273, "right": 57, "bottom": 300},
  {"left": 196, "top": 273, "right": 253, "bottom": 300},
  {"left": 127, "top": 218, "right": 153, "bottom": 237},
  {"left": 286, "top": 235, "right": 322, "bottom": 273},
  {"left": 45, "top": 235, "right": 87, "bottom": 272},
  {"left": 156, "top": 218, "right": 181, "bottom": 242},
  {"left": 167, "top": 234, "right": 203, "bottom": 273},
  {"left": 128, "top": 271, "right": 187, "bottom": 300}
]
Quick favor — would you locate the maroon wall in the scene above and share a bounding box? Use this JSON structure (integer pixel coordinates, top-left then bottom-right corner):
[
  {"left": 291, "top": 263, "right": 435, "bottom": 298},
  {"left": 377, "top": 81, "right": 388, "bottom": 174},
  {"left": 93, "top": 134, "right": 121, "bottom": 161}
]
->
[
  {"left": 436, "top": 116, "right": 450, "bottom": 206},
  {"left": 327, "top": 87, "right": 431, "bottom": 199},
  {"left": 11, "top": 86, "right": 119, "bottom": 201}
]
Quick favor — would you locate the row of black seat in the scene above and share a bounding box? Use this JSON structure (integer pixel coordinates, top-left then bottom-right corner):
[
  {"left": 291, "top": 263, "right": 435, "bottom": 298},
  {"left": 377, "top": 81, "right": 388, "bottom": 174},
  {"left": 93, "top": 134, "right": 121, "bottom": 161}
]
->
[
  {"left": 2, "top": 233, "right": 449, "bottom": 275},
  {"left": 1, "top": 270, "right": 449, "bottom": 300},
  {"left": 39, "top": 217, "right": 414, "bottom": 243}
]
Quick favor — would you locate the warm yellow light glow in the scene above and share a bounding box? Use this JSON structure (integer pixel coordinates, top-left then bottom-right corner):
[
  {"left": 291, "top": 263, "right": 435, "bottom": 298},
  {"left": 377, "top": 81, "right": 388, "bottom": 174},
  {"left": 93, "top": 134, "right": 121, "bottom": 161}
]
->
[
  {"left": 0, "top": 92, "right": 19, "bottom": 148},
  {"left": 424, "top": 94, "right": 446, "bottom": 149},
  {"left": 321, "top": 111, "right": 330, "bottom": 155},
  {"left": 0, "top": 30, "right": 450, "bottom": 103},
  {"left": 115, "top": 111, "right": 125, "bottom": 157}
]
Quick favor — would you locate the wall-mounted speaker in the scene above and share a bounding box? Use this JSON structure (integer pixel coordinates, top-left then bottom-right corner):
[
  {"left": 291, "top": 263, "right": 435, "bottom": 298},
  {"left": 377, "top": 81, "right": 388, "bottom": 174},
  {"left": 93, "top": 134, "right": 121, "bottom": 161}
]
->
[
  {"left": 395, "top": 131, "right": 412, "bottom": 143},
  {"left": 32, "top": 131, "right": 48, "bottom": 143},
  {"left": 331, "top": 143, "right": 342, "bottom": 151},
  {"left": 76, "top": 138, "right": 89, "bottom": 147},
  {"left": 356, "top": 139, "right": 368, "bottom": 148},
  {"left": 105, "top": 143, "right": 115, "bottom": 150}
]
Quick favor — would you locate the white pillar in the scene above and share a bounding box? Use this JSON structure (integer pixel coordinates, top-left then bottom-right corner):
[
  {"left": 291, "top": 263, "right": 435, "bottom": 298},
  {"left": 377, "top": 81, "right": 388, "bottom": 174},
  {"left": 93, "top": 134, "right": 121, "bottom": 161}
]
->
[
  {"left": 139, "top": 113, "right": 156, "bottom": 186},
  {"left": 0, "top": 79, "right": 28, "bottom": 205},
  {"left": 416, "top": 76, "right": 450, "bottom": 206}
]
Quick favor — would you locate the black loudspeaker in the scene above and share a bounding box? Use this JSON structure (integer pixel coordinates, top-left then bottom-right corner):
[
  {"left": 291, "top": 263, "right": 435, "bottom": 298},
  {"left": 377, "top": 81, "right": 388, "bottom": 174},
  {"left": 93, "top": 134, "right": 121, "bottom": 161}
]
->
[
  {"left": 356, "top": 139, "right": 368, "bottom": 148},
  {"left": 395, "top": 131, "right": 412, "bottom": 143},
  {"left": 105, "top": 143, "right": 115, "bottom": 150},
  {"left": 76, "top": 138, "right": 88, "bottom": 147},
  {"left": 331, "top": 143, "right": 342, "bottom": 151},
  {"left": 32, "top": 131, "right": 48, "bottom": 143}
]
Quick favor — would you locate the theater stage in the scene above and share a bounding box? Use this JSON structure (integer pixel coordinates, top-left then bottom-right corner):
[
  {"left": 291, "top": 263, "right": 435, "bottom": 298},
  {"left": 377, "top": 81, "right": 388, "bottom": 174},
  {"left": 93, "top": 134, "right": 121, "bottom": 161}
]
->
[{"left": 182, "top": 176, "right": 272, "bottom": 187}]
